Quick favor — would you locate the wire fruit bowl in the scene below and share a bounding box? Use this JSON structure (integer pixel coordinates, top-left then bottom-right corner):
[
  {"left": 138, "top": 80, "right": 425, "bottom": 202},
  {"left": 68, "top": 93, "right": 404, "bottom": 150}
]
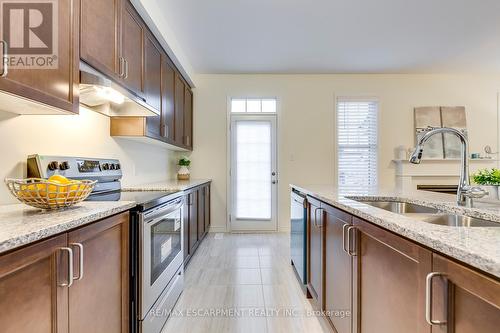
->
[{"left": 5, "top": 178, "right": 96, "bottom": 210}]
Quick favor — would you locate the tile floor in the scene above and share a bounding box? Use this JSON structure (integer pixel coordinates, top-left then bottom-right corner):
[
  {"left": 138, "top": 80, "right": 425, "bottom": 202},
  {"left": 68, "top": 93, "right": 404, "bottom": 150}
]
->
[{"left": 162, "top": 233, "right": 332, "bottom": 333}]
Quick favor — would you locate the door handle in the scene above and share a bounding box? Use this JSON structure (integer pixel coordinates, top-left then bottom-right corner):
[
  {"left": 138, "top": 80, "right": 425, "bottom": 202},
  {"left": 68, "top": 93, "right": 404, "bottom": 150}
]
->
[
  {"left": 70, "top": 243, "right": 84, "bottom": 281},
  {"left": 58, "top": 247, "right": 74, "bottom": 287},
  {"left": 425, "top": 272, "right": 447, "bottom": 326},
  {"left": 0, "top": 40, "right": 8, "bottom": 77},
  {"left": 346, "top": 226, "right": 357, "bottom": 256}
]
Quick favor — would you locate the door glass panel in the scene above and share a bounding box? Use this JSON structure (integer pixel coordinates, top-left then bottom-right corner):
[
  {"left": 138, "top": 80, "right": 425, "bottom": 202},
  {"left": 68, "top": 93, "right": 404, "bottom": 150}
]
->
[
  {"left": 235, "top": 120, "right": 272, "bottom": 219},
  {"left": 150, "top": 209, "right": 181, "bottom": 285}
]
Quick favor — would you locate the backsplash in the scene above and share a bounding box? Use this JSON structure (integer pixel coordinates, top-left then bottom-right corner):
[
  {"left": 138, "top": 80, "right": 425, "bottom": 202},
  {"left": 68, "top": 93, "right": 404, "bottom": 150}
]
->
[{"left": 0, "top": 107, "right": 179, "bottom": 204}]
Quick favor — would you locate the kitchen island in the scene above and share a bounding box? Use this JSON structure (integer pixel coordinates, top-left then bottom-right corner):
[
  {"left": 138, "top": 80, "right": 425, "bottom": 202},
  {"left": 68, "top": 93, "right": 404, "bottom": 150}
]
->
[{"left": 292, "top": 184, "right": 500, "bottom": 333}]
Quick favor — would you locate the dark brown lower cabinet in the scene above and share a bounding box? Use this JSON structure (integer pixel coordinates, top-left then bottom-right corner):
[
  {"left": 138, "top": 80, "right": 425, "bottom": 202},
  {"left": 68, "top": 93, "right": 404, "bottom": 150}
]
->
[
  {"left": 324, "top": 204, "right": 353, "bottom": 333},
  {"left": 0, "top": 211, "right": 129, "bottom": 333},
  {"left": 183, "top": 183, "right": 211, "bottom": 265},
  {"left": 188, "top": 189, "right": 199, "bottom": 255},
  {"left": 198, "top": 187, "right": 206, "bottom": 239},
  {"left": 204, "top": 185, "right": 211, "bottom": 232},
  {"left": 353, "top": 217, "right": 432, "bottom": 333},
  {"left": 67, "top": 212, "right": 129, "bottom": 333},
  {"left": 0, "top": 234, "right": 69, "bottom": 333},
  {"left": 430, "top": 254, "right": 500, "bottom": 333},
  {"left": 307, "top": 196, "right": 324, "bottom": 309},
  {"left": 304, "top": 193, "right": 500, "bottom": 333}
]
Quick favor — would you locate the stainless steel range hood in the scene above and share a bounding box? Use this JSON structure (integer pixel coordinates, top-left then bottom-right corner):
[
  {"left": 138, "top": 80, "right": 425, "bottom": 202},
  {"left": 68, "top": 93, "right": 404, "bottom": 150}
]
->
[{"left": 79, "top": 62, "right": 158, "bottom": 117}]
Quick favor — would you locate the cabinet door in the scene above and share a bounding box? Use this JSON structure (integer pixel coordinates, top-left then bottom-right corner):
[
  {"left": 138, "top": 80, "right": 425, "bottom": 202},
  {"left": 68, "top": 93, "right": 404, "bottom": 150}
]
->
[
  {"left": 324, "top": 204, "right": 352, "bottom": 333},
  {"left": 204, "top": 185, "right": 211, "bottom": 232},
  {"left": 307, "top": 196, "right": 324, "bottom": 309},
  {"left": 0, "top": 234, "right": 69, "bottom": 333},
  {"left": 67, "top": 212, "right": 129, "bottom": 333},
  {"left": 188, "top": 190, "right": 199, "bottom": 254},
  {"left": 144, "top": 31, "right": 161, "bottom": 112},
  {"left": 161, "top": 56, "right": 175, "bottom": 142},
  {"left": 183, "top": 194, "right": 190, "bottom": 262},
  {"left": 121, "top": 1, "right": 144, "bottom": 96},
  {"left": 174, "top": 73, "right": 185, "bottom": 146},
  {"left": 430, "top": 254, "right": 500, "bottom": 333},
  {"left": 353, "top": 217, "right": 432, "bottom": 333},
  {"left": 184, "top": 87, "right": 193, "bottom": 149},
  {"left": 0, "top": 0, "right": 79, "bottom": 113},
  {"left": 198, "top": 186, "right": 205, "bottom": 240},
  {"left": 80, "top": 0, "right": 120, "bottom": 80}
]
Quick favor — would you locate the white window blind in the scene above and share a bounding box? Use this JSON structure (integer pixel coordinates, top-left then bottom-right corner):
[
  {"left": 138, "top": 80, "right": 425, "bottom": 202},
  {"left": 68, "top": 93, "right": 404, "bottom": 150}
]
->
[{"left": 337, "top": 98, "right": 378, "bottom": 194}]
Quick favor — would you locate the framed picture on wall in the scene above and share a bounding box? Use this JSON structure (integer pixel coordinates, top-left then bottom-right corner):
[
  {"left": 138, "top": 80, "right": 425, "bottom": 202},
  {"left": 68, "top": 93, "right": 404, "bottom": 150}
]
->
[{"left": 414, "top": 106, "right": 467, "bottom": 160}]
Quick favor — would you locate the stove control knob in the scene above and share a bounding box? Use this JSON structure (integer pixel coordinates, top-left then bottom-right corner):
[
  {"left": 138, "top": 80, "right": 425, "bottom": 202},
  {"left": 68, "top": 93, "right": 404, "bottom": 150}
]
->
[
  {"left": 110, "top": 164, "right": 116, "bottom": 170},
  {"left": 48, "top": 161, "right": 59, "bottom": 171},
  {"left": 115, "top": 163, "right": 121, "bottom": 170},
  {"left": 102, "top": 163, "right": 109, "bottom": 170},
  {"left": 59, "top": 161, "right": 70, "bottom": 171}
]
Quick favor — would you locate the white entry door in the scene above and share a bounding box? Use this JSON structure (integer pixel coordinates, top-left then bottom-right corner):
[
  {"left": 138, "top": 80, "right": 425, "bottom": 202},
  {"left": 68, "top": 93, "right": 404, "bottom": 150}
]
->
[{"left": 230, "top": 114, "right": 278, "bottom": 231}]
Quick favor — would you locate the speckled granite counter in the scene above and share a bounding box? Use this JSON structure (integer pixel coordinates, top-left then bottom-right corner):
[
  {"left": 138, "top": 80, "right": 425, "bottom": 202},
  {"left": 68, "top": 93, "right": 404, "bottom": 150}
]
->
[
  {"left": 291, "top": 184, "right": 500, "bottom": 279},
  {"left": 122, "top": 179, "right": 211, "bottom": 192},
  {"left": 0, "top": 179, "right": 212, "bottom": 256},
  {"left": 0, "top": 201, "right": 135, "bottom": 254}
]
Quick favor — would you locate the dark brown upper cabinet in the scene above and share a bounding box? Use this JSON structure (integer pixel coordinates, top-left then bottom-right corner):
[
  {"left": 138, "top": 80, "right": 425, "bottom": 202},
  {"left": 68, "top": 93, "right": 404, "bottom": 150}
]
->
[
  {"left": 161, "top": 56, "right": 175, "bottom": 142},
  {"left": 184, "top": 87, "right": 193, "bottom": 149},
  {"left": 0, "top": 0, "right": 79, "bottom": 114},
  {"left": 144, "top": 31, "right": 162, "bottom": 114},
  {"left": 80, "top": 0, "right": 120, "bottom": 81},
  {"left": 174, "top": 73, "right": 185, "bottom": 147},
  {"left": 120, "top": 1, "right": 144, "bottom": 97}
]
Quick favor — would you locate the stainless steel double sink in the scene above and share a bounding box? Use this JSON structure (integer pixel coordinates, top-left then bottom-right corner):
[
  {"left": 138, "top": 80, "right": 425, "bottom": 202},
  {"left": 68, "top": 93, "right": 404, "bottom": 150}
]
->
[{"left": 358, "top": 201, "right": 500, "bottom": 227}]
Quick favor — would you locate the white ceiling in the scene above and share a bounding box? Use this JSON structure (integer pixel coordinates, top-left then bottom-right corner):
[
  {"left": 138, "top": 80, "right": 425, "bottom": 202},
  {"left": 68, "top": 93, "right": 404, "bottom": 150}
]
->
[{"left": 155, "top": 0, "right": 500, "bottom": 74}]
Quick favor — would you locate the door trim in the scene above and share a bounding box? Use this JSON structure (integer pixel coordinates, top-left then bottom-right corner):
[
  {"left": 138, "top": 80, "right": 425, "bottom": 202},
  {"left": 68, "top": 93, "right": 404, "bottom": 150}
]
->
[{"left": 226, "top": 96, "right": 280, "bottom": 232}]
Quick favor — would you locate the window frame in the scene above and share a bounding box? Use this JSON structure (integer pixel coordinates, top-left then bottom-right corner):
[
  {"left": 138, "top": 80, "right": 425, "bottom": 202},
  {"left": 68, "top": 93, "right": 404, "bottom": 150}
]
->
[
  {"left": 335, "top": 96, "right": 379, "bottom": 193},
  {"left": 230, "top": 97, "right": 278, "bottom": 114}
]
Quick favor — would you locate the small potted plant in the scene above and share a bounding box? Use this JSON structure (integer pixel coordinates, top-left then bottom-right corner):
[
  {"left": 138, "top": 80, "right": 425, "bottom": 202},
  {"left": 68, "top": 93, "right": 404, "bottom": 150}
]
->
[
  {"left": 472, "top": 168, "right": 500, "bottom": 200},
  {"left": 177, "top": 156, "right": 191, "bottom": 180}
]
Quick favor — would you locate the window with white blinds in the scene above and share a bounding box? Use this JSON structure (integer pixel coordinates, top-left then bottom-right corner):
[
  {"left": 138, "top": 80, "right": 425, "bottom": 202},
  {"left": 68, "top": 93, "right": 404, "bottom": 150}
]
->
[{"left": 337, "top": 98, "right": 378, "bottom": 194}]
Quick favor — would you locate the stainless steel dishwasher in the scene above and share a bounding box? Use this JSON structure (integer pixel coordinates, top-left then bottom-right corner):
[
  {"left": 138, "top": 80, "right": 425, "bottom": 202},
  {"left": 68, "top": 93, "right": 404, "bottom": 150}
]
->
[{"left": 290, "top": 189, "right": 308, "bottom": 291}]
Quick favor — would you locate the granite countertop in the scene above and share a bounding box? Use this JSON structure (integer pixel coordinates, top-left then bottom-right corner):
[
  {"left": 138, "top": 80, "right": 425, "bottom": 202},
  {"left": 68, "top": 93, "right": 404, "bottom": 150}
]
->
[
  {"left": 291, "top": 184, "right": 500, "bottom": 279},
  {"left": 122, "top": 179, "right": 211, "bottom": 192},
  {"left": 0, "top": 201, "right": 136, "bottom": 254},
  {"left": 0, "top": 179, "right": 212, "bottom": 255}
]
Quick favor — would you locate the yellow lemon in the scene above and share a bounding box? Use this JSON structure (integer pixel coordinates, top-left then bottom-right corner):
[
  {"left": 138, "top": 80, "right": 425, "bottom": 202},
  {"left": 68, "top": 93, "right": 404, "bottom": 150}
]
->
[{"left": 48, "top": 175, "right": 70, "bottom": 184}]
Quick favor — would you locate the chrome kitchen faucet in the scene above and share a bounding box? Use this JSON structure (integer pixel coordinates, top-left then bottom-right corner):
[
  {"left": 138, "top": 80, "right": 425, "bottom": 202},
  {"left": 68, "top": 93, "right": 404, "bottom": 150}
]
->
[{"left": 409, "top": 127, "right": 488, "bottom": 207}]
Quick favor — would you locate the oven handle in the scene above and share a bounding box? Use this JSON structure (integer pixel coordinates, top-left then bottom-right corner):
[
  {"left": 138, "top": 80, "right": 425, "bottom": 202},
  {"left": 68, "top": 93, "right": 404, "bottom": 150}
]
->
[{"left": 142, "top": 199, "right": 183, "bottom": 223}]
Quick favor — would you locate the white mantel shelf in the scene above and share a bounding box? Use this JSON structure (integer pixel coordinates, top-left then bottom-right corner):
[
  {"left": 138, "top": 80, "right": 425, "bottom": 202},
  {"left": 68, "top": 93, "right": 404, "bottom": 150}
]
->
[{"left": 392, "top": 159, "right": 499, "bottom": 191}]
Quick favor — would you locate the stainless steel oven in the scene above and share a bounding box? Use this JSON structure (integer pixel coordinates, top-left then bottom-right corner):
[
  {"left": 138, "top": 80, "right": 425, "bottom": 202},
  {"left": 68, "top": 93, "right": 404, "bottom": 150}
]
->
[{"left": 138, "top": 197, "right": 184, "bottom": 333}]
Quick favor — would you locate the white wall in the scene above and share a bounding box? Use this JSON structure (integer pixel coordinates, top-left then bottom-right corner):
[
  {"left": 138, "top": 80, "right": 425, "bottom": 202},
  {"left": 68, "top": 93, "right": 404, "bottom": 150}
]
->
[
  {"left": 0, "top": 107, "right": 179, "bottom": 204},
  {"left": 190, "top": 74, "right": 500, "bottom": 232}
]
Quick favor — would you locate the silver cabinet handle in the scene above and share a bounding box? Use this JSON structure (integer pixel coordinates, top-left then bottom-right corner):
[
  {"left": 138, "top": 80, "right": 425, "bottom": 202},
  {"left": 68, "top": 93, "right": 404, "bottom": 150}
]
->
[
  {"left": 118, "top": 57, "right": 125, "bottom": 78},
  {"left": 425, "top": 272, "right": 447, "bottom": 326},
  {"left": 59, "top": 247, "right": 74, "bottom": 287},
  {"left": 0, "top": 40, "right": 8, "bottom": 77},
  {"left": 186, "top": 135, "right": 190, "bottom": 146},
  {"left": 70, "top": 243, "right": 84, "bottom": 281},
  {"left": 342, "top": 224, "right": 350, "bottom": 254},
  {"left": 124, "top": 59, "right": 129, "bottom": 79},
  {"left": 313, "top": 208, "right": 323, "bottom": 228},
  {"left": 346, "top": 226, "right": 357, "bottom": 256}
]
